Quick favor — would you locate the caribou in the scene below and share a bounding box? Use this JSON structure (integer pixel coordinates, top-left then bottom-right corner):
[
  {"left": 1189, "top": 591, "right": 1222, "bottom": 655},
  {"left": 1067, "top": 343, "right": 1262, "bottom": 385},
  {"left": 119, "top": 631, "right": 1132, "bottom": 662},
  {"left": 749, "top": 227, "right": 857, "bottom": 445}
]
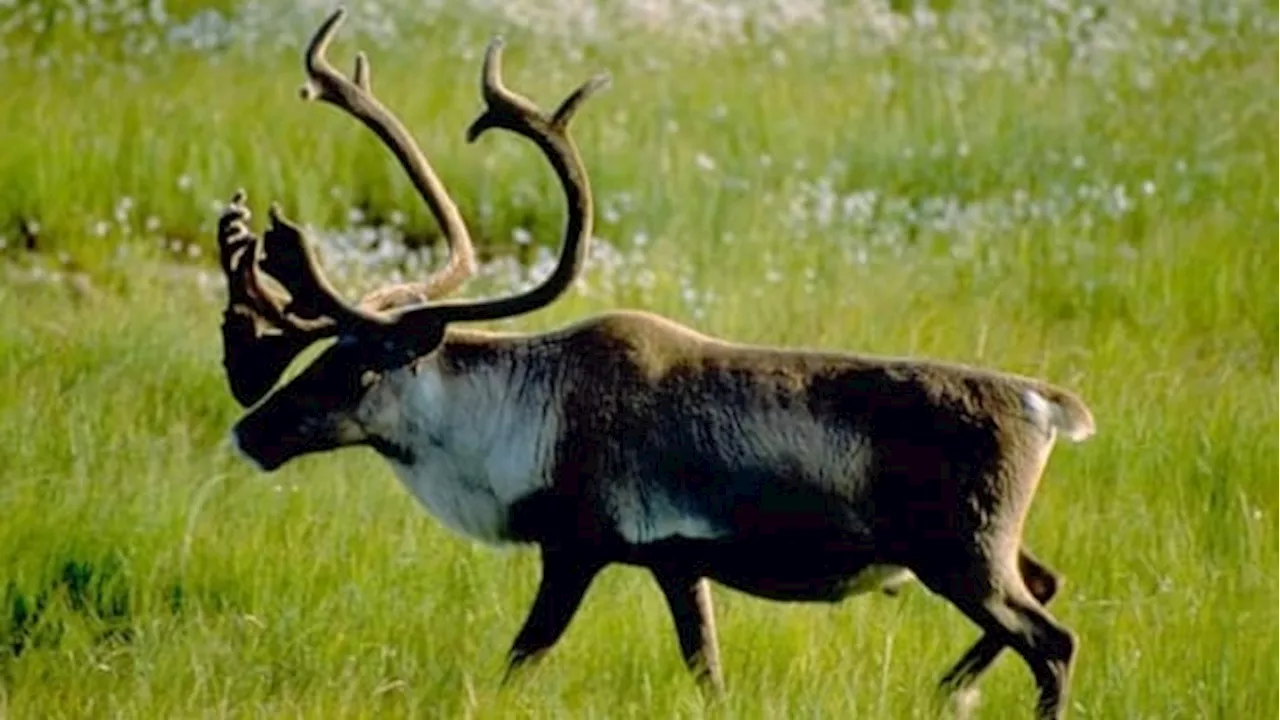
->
[{"left": 217, "top": 8, "right": 1095, "bottom": 718}]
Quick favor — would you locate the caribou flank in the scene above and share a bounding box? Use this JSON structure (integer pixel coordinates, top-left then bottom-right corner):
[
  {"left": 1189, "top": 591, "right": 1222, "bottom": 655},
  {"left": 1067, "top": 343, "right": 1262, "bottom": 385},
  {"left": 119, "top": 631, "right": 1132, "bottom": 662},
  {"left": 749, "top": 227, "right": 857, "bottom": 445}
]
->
[{"left": 217, "top": 8, "right": 1095, "bottom": 719}]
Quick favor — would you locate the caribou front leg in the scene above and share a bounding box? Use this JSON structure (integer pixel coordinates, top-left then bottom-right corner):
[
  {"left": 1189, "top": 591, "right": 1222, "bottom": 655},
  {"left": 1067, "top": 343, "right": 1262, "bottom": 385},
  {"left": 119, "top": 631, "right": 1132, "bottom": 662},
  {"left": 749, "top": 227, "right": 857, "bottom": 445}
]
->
[{"left": 502, "top": 547, "right": 605, "bottom": 685}]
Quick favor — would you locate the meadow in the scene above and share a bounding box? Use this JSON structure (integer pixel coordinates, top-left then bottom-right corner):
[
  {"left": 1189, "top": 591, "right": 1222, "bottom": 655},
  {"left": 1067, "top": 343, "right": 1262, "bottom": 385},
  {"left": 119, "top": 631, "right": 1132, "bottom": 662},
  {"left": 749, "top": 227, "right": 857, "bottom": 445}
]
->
[{"left": 0, "top": 0, "right": 1276, "bottom": 717}]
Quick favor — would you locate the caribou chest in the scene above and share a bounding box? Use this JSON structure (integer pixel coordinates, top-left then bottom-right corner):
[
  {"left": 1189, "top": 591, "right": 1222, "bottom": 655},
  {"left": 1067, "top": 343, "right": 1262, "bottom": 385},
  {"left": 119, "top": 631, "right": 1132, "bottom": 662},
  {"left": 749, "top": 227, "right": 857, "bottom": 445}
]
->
[{"left": 376, "top": 359, "right": 556, "bottom": 544}]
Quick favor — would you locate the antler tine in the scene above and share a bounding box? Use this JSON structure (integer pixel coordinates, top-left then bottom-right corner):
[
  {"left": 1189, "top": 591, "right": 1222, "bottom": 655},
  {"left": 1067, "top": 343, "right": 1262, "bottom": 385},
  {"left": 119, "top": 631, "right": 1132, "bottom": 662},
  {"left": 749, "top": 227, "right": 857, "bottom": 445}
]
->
[
  {"left": 219, "top": 192, "right": 281, "bottom": 328},
  {"left": 550, "top": 73, "right": 613, "bottom": 130},
  {"left": 257, "top": 204, "right": 388, "bottom": 332},
  {"left": 470, "top": 37, "right": 542, "bottom": 131},
  {"left": 465, "top": 38, "right": 611, "bottom": 142},
  {"left": 217, "top": 192, "right": 341, "bottom": 407},
  {"left": 301, "top": 7, "right": 478, "bottom": 308},
  {"left": 385, "top": 38, "right": 608, "bottom": 335}
]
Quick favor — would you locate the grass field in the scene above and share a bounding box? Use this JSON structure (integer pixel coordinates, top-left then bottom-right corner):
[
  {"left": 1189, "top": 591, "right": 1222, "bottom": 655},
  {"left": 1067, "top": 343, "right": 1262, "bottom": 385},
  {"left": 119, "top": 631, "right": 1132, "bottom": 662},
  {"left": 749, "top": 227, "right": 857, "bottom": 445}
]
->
[{"left": 0, "top": 0, "right": 1277, "bottom": 717}]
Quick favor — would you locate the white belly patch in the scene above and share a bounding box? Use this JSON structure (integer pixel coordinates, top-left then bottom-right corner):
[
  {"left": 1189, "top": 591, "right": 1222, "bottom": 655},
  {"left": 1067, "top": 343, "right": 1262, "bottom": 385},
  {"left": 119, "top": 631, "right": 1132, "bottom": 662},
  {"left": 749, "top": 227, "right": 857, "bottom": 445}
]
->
[{"left": 845, "top": 564, "right": 917, "bottom": 595}]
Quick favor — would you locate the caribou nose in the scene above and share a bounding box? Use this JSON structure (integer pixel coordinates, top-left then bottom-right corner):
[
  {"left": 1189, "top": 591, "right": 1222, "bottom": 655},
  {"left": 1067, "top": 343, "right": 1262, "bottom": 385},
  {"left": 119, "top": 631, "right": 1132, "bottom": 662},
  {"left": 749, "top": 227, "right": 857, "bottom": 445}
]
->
[
  {"left": 228, "top": 426, "right": 255, "bottom": 467},
  {"left": 228, "top": 425, "right": 278, "bottom": 472}
]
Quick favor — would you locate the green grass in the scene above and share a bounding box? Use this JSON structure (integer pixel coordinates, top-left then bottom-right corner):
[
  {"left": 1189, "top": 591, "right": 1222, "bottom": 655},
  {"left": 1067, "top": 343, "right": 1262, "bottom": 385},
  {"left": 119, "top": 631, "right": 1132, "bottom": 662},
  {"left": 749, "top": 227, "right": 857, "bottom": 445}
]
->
[{"left": 0, "top": 1, "right": 1277, "bottom": 717}]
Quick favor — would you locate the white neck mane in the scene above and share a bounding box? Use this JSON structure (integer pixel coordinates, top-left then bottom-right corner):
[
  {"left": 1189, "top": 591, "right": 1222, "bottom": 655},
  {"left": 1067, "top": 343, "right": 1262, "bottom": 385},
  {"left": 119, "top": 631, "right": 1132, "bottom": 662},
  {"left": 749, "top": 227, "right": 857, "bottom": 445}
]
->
[{"left": 373, "top": 353, "right": 561, "bottom": 544}]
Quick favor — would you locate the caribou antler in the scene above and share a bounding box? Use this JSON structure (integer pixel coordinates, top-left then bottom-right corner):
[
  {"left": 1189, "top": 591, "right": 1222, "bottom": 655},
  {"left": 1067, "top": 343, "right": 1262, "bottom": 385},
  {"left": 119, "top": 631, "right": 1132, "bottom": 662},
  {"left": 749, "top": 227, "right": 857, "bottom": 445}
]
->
[
  {"left": 383, "top": 34, "right": 609, "bottom": 327},
  {"left": 299, "top": 7, "right": 478, "bottom": 310},
  {"left": 218, "top": 194, "right": 300, "bottom": 408},
  {"left": 217, "top": 7, "right": 608, "bottom": 407},
  {"left": 218, "top": 192, "right": 389, "bottom": 407}
]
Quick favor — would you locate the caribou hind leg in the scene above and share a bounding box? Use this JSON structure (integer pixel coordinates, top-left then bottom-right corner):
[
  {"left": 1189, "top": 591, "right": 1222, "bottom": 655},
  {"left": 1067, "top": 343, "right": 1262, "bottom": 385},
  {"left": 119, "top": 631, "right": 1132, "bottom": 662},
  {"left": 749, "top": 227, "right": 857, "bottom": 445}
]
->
[
  {"left": 921, "top": 553, "right": 1076, "bottom": 720},
  {"left": 937, "top": 549, "right": 1063, "bottom": 696},
  {"left": 651, "top": 570, "right": 725, "bottom": 693}
]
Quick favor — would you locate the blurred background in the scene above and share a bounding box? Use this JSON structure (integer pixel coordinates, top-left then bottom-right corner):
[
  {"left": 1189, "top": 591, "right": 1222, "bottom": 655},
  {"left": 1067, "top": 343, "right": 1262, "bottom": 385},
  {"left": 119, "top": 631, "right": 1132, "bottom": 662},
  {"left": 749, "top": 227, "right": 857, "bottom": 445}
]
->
[{"left": 0, "top": 1, "right": 1275, "bottom": 717}]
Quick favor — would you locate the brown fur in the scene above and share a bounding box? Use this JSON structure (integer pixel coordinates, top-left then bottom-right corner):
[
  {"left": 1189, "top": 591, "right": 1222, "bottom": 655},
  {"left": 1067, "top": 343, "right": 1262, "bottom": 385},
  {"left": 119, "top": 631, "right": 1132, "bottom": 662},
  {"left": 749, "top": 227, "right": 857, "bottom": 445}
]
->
[{"left": 352, "top": 310, "right": 1091, "bottom": 717}]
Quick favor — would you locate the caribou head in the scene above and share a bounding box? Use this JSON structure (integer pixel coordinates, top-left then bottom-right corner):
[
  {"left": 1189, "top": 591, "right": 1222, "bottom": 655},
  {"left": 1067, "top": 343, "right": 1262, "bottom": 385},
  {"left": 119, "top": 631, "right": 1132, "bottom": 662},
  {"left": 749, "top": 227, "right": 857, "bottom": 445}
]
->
[{"left": 218, "top": 8, "right": 607, "bottom": 470}]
